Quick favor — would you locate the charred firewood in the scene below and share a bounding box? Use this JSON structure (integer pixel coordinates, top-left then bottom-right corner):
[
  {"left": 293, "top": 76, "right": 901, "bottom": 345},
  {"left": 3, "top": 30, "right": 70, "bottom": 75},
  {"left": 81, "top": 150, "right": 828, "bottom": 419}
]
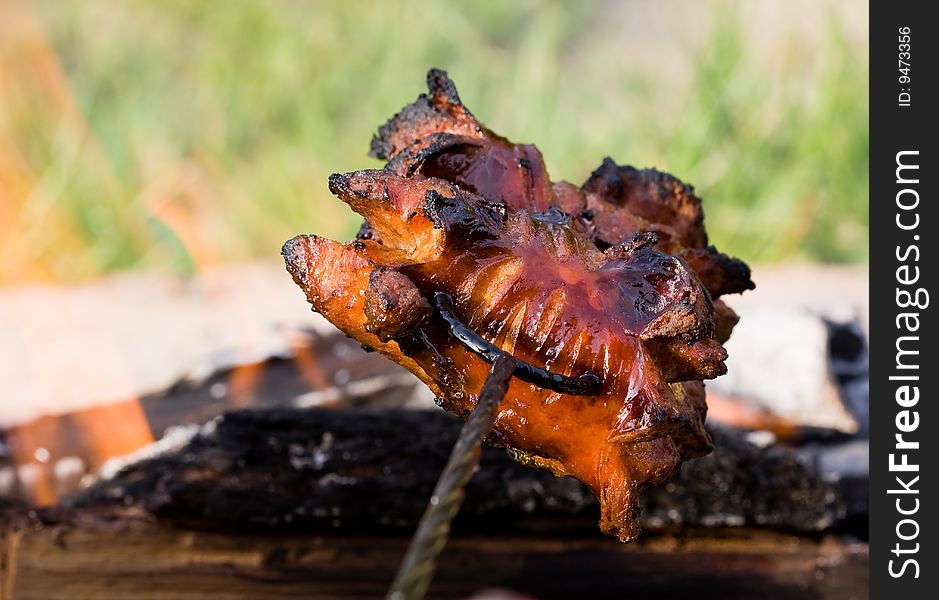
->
[{"left": 74, "top": 408, "right": 846, "bottom": 536}]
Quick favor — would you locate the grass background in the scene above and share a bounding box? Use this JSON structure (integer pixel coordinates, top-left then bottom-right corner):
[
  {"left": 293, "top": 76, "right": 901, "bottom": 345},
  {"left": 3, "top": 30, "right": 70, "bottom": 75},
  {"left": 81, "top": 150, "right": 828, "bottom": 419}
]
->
[{"left": 0, "top": 0, "right": 868, "bottom": 284}]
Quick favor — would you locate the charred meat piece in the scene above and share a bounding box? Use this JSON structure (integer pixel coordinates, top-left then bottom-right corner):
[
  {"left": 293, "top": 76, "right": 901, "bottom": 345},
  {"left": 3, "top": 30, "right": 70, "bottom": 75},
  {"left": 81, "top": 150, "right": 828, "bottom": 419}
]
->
[
  {"left": 370, "top": 70, "right": 753, "bottom": 300},
  {"left": 284, "top": 69, "right": 752, "bottom": 541}
]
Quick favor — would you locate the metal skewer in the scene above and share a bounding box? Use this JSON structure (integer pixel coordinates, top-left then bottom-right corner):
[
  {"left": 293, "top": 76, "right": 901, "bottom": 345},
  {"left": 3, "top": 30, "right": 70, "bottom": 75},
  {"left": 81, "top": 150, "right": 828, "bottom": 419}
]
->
[
  {"left": 386, "top": 354, "right": 516, "bottom": 600},
  {"left": 433, "top": 292, "right": 600, "bottom": 395},
  {"left": 387, "top": 293, "right": 602, "bottom": 600}
]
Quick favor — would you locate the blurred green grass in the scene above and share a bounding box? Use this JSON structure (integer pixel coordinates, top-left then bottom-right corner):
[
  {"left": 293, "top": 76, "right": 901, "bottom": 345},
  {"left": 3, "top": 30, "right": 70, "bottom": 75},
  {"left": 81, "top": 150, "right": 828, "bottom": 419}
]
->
[{"left": 0, "top": 0, "right": 868, "bottom": 284}]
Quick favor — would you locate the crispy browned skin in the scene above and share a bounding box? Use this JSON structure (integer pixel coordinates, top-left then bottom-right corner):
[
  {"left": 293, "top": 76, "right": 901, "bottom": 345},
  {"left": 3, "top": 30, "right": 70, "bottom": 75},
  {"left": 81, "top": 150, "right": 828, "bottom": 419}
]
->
[{"left": 283, "top": 70, "right": 752, "bottom": 541}]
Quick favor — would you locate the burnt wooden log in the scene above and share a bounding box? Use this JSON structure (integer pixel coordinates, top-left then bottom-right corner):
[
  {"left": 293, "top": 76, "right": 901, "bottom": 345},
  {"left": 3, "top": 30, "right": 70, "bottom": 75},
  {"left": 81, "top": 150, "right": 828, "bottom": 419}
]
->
[
  {"left": 1, "top": 408, "right": 867, "bottom": 599},
  {"left": 74, "top": 407, "right": 849, "bottom": 536}
]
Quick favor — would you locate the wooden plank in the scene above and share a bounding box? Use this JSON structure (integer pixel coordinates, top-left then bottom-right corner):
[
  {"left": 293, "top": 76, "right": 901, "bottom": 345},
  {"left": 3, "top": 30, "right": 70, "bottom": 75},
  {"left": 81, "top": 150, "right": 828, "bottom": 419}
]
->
[{"left": 2, "top": 515, "right": 867, "bottom": 600}]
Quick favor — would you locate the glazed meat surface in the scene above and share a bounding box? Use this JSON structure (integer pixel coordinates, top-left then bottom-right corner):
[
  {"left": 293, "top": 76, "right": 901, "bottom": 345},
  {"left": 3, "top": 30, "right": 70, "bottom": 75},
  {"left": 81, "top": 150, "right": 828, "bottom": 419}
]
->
[{"left": 283, "top": 69, "right": 752, "bottom": 541}]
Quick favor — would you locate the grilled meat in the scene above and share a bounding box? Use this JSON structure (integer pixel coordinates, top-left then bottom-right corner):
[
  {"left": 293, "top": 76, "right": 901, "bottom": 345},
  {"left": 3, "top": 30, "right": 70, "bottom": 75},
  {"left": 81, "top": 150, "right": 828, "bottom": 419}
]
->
[{"left": 283, "top": 69, "right": 752, "bottom": 541}]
